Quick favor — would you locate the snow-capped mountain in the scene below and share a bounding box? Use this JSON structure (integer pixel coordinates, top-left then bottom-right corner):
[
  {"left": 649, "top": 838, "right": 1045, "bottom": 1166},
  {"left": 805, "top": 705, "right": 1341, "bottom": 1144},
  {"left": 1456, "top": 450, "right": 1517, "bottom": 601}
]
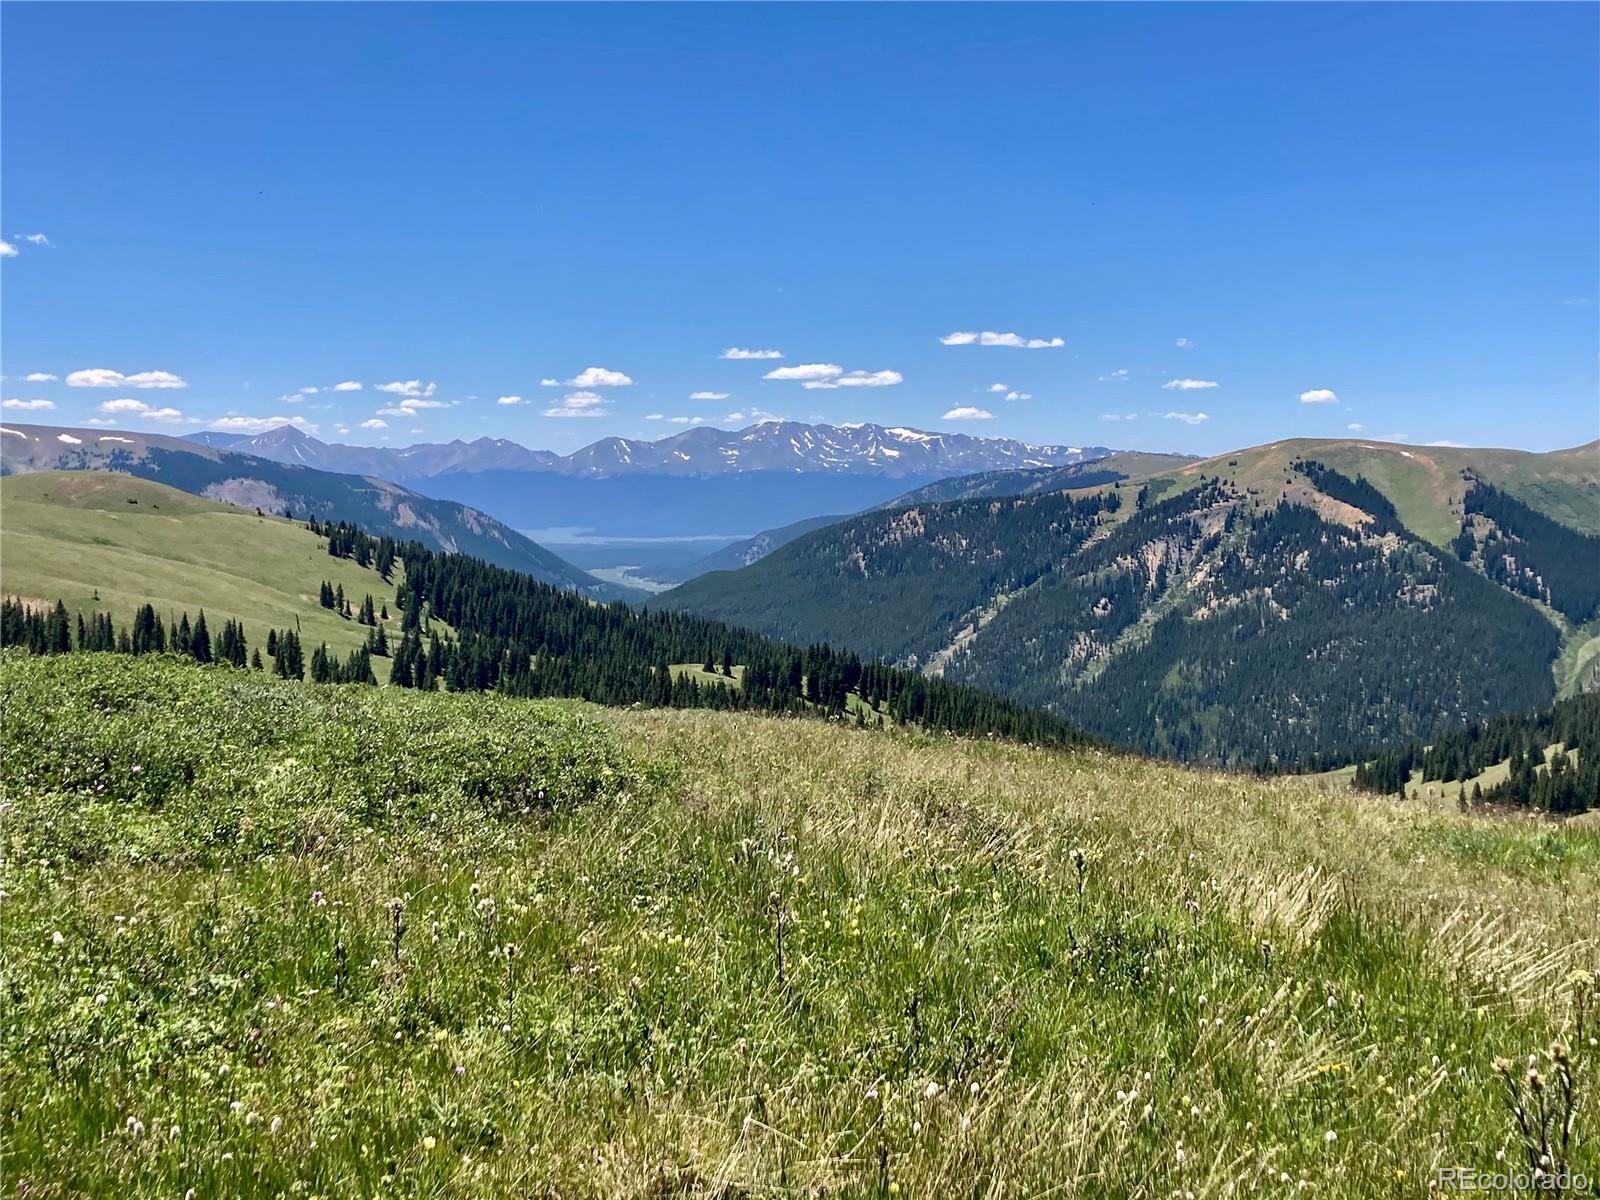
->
[{"left": 194, "top": 422, "right": 1109, "bottom": 481}]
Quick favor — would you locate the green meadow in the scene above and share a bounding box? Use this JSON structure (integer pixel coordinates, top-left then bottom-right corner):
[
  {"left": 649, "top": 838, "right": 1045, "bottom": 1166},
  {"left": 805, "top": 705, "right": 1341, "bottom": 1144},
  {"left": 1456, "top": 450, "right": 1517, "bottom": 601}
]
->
[{"left": 4, "top": 653, "right": 1595, "bottom": 1197}]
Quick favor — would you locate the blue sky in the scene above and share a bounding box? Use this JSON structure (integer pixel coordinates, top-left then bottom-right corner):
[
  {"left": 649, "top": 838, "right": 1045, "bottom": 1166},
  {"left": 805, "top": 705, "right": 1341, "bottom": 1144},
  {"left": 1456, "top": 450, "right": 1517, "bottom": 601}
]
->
[{"left": 3, "top": 3, "right": 1596, "bottom": 455}]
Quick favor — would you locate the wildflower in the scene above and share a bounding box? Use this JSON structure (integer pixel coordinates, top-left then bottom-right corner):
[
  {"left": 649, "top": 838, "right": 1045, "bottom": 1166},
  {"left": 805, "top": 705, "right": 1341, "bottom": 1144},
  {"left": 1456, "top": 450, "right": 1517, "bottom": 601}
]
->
[
  {"left": 924, "top": 1081, "right": 940, "bottom": 1099},
  {"left": 1324, "top": 1130, "right": 1337, "bottom": 1144},
  {"left": 94, "top": 993, "right": 107, "bottom": 1006},
  {"left": 311, "top": 890, "right": 327, "bottom": 907},
  {"left": 422, "top": 1135, "right": 437, "bottom": 1151},
  {"left": 51, "top": 931, "right": 64, "bottom": 947},
  {"left": 126, "top": 1117, "right": 145, "bottom": 1137},
  {"left": 454, "top": 1063, "right": 466, "bottom": 1077},
  {"left": 270, "top": 1116, "right": 283, "bottom": 1136},
  {"left": 245, "top": 1111, "right": 259, "bottom": 1126},
  {"left": 866, "top": 1086, "right": 879, "bottom": 1102}
]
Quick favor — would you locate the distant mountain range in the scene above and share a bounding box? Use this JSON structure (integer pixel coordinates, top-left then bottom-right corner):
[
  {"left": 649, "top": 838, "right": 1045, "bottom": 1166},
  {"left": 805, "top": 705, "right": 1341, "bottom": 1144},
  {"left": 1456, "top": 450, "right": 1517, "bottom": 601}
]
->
[
  {"left": 0, "top": 424, "right": 630, "bottom": 599},
  {"left": 191, "top": 421, "right": 1112, "bottom": 481},
  {"left": 177, "top": 423, "right": 1115, "bottom": 540},
  {"left": 660, "top": 437, "right": 1600, "bottom": 765}
]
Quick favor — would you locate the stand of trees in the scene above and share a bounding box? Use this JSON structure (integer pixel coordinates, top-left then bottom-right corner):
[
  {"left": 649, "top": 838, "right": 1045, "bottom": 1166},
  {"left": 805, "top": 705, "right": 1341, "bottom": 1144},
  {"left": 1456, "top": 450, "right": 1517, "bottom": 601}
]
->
[
  {"left": 1, "top": 599, "right": 246, "bottom": 670},
  {"left": 1348, "top": 693, "right": 1597, "bottom": 815}
]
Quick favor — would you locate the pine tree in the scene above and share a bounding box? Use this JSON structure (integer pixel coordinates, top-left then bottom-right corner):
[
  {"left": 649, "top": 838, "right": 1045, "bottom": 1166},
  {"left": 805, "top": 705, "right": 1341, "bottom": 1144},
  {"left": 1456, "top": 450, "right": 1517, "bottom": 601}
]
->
[{"left": 191, "top": 611, "right": 213, "bottom": 664}]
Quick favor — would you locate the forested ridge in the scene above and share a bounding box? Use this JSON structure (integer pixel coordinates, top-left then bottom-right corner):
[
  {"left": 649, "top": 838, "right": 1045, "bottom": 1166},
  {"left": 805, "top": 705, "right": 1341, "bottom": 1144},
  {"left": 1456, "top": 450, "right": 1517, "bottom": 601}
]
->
[
  {"left": 664, "top": 459, "right": 1578, "bottom": 766},
  {"left": 1459, "top": 479, "right": 1600, "bottom": 623}
]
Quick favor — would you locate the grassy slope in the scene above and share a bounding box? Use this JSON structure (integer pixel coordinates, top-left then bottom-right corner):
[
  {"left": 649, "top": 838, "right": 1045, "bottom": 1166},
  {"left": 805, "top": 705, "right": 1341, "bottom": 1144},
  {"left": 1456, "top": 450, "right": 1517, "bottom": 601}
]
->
[
  {"left": 0, "top": 422, "right": 636, "bottom": 600},
  {"left": 1152, "top": 437, "right": 1599, "bottom": 546},
  {"left": 1, "top": 472, "right": 403, "bottom": 678},
  {"left": 4, "top": 654, "right": 1596, "bottom": 1197}
]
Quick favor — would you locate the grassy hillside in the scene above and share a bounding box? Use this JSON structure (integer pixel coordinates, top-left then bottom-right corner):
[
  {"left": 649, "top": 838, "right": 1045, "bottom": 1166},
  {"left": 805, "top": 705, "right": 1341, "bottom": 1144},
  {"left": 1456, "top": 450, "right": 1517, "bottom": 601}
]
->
[
  {"left": 0, "top": 423, "right": 630, "bottom": 598},
  {"left": 4, "top": 653, "right": 1596, "bottom": 1196},
  {"left": 0, "top": 472, "right": 405, "bottom": 679},
  {"left": 1157, "top": 437, "right": 1600, "bottom": 546}
]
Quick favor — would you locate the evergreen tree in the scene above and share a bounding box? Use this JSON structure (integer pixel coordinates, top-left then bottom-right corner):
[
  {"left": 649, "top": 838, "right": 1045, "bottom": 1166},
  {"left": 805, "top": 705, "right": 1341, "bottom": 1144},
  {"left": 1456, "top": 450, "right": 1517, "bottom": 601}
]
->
[{"left": 191, "top": 611, "right": 213, "bottom": 664}]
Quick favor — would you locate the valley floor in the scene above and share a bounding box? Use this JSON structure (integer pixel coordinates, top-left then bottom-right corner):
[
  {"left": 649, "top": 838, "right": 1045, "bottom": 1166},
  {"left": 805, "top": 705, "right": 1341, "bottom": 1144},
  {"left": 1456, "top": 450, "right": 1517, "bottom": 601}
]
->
[{"left": 4, "top": 655, "right": 1597, "bottom": 1197}]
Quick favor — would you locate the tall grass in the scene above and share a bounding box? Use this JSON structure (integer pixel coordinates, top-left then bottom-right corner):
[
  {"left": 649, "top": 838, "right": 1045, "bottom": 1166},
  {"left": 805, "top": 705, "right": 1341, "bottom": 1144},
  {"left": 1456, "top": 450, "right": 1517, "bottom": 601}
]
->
[{"left": 3, "top": 654, "right": 1595, "bottom": 1196}]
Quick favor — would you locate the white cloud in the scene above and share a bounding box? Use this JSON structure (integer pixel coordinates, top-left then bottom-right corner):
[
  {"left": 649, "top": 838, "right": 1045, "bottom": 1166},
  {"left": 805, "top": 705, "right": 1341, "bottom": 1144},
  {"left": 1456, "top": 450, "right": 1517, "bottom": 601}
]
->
[
  {"left": 802, "top": 369, "right": 904, "bottom": 390},
  {"left": 361, "top": 418, "right": 388, "bottom": 429},
  {"left": 0, "top": 241, "right": 17, "bottom": 258},
  {"left": 84, "top": 418, "right": 117, "bottom": 426},
  {"left": 1098, "top": 413, "right": 1139, "bottom": 422},
  {"left": 24, "top": 372, "right": 57, "bottom": 382},
  {"left": 645, "top": 413, "right": 665, "bottom": 421},
  {"left": 1371, "top": 432, "right": 1411, "bottom": 442},
  {"left": 97, "top": 397, "right": 185, "bottom": 421},
  {"left": 723, "top": 408, "right": 779, "bottom": 424},
  {"left": 720, "top": 347, "right": 783, "bottom": 360},
  {"left": 22, "top": 233, "right": 50, "bottom": 246},
  {"left": 565, "top": 366, "right": 633, "bottom": 388},
  {"left": 1175, "top": 337, "right": 1193, "bottom": 348},
  {"left": 1161, "top": 411, "right": 1209, "bottom": 425},
  {"left": 539, "top": 378, "right": 562, "bottom": 387},
  {"left": 668, "top": 415, "right": 708, "bottom": 424},
  {"left": 375, "top": 379, "right": 437, "bottom": 398},
  {"left": 376, "top": 395, "right": 446, "bottom": 417},
  {"left": 543, "top": 391, "right": 608, "bottom": 418},
  {"left": 940, "top": 331, "right": 1064, "bottom": 349},
  {"left": 1298, "top": 388, "right": 1338, "bottom": 405},
  {"left": 943, "top": 406, "right": 995, "bottom": 421},
  {"left": 67, "top": 368, "right": 187, "bottom": 389},
  {"left": 3, "top": 398, "right": 54, "bottom": 410},
  {"left": 332, "top": 380, "right": 363, "bottom": 392},
  {"left": 1346, "top": 423, "right": 1365, "bottom": 432},
  {"left": 1163, "top": 379, "right": 1218, "bottom": 391},
  {"left": 987, "top": 383, "right": 1009, "bottom": 393},
  {"left": 1098, "top": 368, "right": 1130, "bottom": 382},
  {"left": 689, "top": 390, "right": 730, "bottom": 401},
  {"left": 496, "top": 395, "right": 524, "bottom": 406},
  {"left": 1004, "top": 391, "right": 1032, "bottom": 402},
  {"left": 764, "top": 363, "right": 842, "bottom": 382},
  {"left": 1427, "top": 439, "right": 1466, "bottom": 448},
  {"left": 206, "top": 414, "right": 319, "bottom": 434}
]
